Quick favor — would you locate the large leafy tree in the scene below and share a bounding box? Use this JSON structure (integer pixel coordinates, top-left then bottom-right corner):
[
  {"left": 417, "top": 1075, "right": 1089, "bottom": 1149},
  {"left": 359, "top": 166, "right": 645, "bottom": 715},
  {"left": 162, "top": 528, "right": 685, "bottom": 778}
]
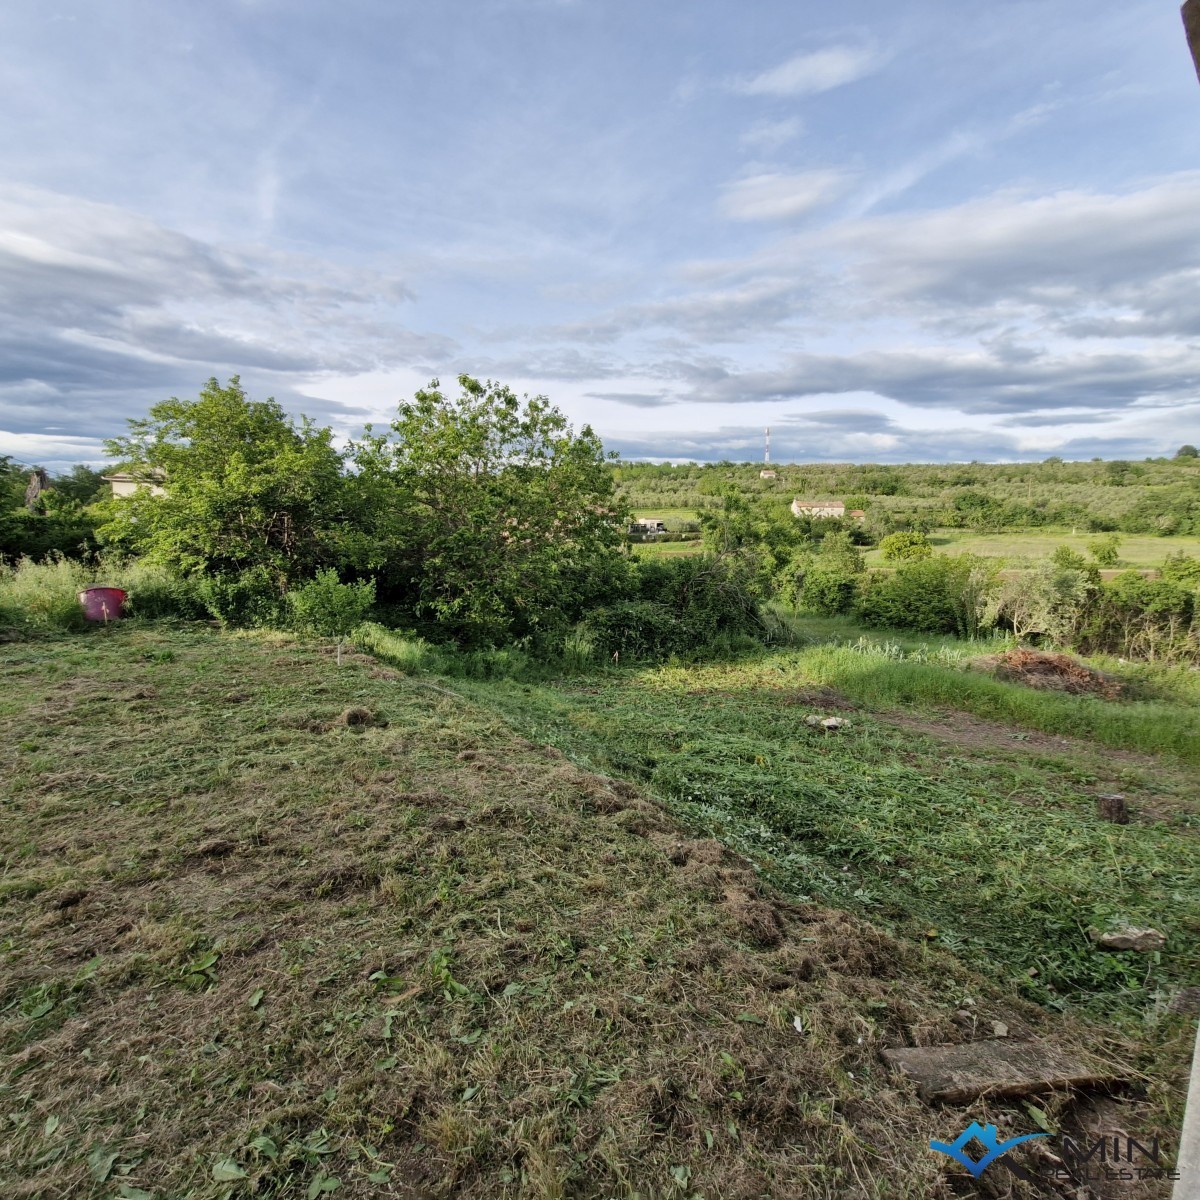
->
[
  {"left": 350, "top": 375, "right": 629, "bottom": 645},
  {"left": 99, "top": 377, "right": 347, "bottom": 590}
]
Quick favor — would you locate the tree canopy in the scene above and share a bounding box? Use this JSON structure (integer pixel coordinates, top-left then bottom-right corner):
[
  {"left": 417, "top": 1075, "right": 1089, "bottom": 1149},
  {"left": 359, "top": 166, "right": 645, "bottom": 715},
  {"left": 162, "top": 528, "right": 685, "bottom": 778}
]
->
[{"left": 99, "top": 377, "right": 347, "bottom": 590}]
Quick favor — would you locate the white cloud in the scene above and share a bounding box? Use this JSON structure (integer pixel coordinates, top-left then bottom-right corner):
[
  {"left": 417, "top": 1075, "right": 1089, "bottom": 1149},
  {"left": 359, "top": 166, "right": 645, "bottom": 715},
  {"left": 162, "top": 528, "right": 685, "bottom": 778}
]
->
[
  {"left": 739, "top": 117, "right": 805, "bottom": 152},
  {"left": 736, "top": 45, "right": 884, "bottom": 98},
  {"left": 718, "top": 170, "right": 848, "bottom": 221}
]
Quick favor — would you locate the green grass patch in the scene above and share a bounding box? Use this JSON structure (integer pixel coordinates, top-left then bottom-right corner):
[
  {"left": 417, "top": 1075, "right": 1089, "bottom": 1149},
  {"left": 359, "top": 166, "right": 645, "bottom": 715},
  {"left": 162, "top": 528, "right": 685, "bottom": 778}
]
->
[{"left": 459, "top": 649, "right": 1200, "bottom": 1021}]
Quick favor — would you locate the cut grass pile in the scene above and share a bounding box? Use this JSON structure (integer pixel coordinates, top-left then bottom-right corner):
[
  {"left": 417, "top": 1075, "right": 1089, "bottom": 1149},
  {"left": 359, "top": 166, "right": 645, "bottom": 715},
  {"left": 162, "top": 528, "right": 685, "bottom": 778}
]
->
[{"left": 3, "top": 626, "right": 1137, "bottom": 1199}]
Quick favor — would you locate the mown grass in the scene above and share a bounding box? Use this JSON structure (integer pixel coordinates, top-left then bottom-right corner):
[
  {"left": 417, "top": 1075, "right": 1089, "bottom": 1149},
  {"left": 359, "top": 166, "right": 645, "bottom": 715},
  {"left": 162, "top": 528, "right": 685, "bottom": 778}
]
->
[
  {"left": 7, "top": 624, "right": 1112, "bottom": 1200},
  {"left": 457, "top": 652, "right": 1200, "bottom": 1024}
]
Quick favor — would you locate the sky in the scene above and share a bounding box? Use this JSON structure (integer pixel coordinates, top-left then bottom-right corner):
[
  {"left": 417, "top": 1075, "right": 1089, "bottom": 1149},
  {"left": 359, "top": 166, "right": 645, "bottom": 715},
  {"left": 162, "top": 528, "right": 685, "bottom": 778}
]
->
[{"left": 2, "top": 0, "right": 1199, "bottom": 472}]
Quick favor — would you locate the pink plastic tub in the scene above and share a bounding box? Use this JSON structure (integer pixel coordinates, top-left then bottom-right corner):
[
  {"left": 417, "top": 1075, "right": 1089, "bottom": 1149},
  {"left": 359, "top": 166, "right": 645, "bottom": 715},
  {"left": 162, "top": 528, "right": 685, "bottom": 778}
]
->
[{"left": 78, "top": 586, "right": 127, "bottom": 622}]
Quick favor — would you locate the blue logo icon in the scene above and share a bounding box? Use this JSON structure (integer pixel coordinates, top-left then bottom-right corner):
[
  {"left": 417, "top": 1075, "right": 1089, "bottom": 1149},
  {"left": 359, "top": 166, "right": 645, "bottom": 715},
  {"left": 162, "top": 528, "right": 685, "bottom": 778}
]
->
[{"left": 930, "top": 1121, "right": 1048, "bottom": 1178}]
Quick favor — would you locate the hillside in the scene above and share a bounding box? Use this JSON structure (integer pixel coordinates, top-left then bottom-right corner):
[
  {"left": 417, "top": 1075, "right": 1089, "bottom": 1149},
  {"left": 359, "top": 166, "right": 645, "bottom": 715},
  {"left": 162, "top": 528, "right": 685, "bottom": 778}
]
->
[
  {"left": 615, "top": 457, "right": 1200, "bottom": 535},
  {"left": 2, "top": 626, "right": 1195, "bottom": 1197}
]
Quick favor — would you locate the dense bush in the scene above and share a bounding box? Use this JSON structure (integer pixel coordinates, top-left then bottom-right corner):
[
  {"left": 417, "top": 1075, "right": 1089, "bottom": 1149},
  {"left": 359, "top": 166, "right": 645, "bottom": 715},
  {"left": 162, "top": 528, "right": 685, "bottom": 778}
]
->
[
  {"left": 1082, "top": 573, "right": 1197, "bottom": 662},
  {"left": 878, "top": 530, "right": 932, "bottom": 561},
  {"left": 1, "top": 507, "right": 100, "bottom": 562},
  {"left": 196, "top": 567, "right": 287, "bottom": 628},
  {"left": 582, "top": 554, "right": 765, "bottom": 661},
  {"left": 287, "top": 569, "right": 377, "bottom": 636},
  {"left": 856, "top": 555, "right": 991, "bottom": 636}
]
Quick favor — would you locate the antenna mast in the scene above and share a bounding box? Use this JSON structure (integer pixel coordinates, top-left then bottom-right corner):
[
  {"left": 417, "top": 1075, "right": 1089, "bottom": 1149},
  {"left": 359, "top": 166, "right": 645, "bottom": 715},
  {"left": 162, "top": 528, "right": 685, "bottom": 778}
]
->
[{"left": 764, "top": 427, "right": 771, "bottom": 465}]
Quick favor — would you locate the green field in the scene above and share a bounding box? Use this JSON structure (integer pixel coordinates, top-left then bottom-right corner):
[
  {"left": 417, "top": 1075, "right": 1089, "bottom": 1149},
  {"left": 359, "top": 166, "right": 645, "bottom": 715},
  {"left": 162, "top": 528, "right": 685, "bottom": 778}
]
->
[
  {"left": 862, "top": 529, "right": 1200, "bottom": 570},
  {"left": 631, "top": 514, "right": 1200, "bottom": 570}
]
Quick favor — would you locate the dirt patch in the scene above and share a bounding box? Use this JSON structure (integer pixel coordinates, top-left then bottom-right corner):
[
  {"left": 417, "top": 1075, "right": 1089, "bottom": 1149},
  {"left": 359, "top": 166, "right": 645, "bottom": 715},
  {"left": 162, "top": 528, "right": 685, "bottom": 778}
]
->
[{"left": 975, "top": 649, "right": 1123, "bottom": 698}]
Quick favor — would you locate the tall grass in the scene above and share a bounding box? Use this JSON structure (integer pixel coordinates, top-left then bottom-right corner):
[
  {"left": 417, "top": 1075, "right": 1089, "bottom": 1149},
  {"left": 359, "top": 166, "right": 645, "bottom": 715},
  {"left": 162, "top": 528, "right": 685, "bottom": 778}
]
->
[
  {"left": 786, "top": 643, "right": 1200, "bottom": 762},
  {"left": 0, "top": 555, "right": 204, "bottom": 635}
]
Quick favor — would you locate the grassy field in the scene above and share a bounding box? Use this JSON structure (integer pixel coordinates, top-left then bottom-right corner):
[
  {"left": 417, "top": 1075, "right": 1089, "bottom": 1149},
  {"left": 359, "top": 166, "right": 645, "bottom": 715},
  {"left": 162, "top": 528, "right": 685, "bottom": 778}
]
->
[
  {"left": 861, "top": 530, "right": 1200, "bottom": 570},
  {"left": 456, "top": 646, "right": 1200, "bottom": 1018},
  {"left": 3, "top": 624, "right": 1197, "bottom": 1197},
  {"left": 1, "top": 623, "right": 1118, "bottom": 1200}
]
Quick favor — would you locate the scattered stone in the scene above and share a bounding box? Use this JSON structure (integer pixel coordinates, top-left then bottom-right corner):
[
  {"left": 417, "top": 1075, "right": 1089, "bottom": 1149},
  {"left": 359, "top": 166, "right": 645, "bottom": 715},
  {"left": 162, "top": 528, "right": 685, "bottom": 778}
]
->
[
  {"left": 991, "top": 1021, "right": 1009, "bottom": 1038},
  {"left": 223, "top": 691, "right": 250, "bottom": 703},
  {"left": 1089, "top": 926, "right": 1166, "bottom": 952},
  {"left": 1096, "top": 794, "right": 1129, "bottom": 824},
  {"left": 881, "top": 1039, "right": 1109, "bottom": 1104}
]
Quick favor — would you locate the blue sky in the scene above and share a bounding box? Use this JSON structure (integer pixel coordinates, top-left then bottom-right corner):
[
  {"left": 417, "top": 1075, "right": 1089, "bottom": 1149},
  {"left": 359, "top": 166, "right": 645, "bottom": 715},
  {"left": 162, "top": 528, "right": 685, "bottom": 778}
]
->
[{"left": 2, "top": 0, "right": 1199, "bottom": 470}]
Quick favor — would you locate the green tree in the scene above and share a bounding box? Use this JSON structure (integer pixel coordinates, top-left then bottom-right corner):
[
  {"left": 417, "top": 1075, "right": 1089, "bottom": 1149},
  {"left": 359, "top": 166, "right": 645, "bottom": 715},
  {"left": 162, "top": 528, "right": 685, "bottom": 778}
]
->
[
  {"left": 350, "top": 375, "right": 629, "bottom": 645},
  {"left": 1088, "top": 533, "right": 1123, "bottom": 568},
  {"left": 53, "top": 464, "right": 108, "bottom": 506},
  {"left": 986, "top": 561, "right": 1094, "bottom": 645},
  {"left": 878, "top": 530, "right": 933, "bottom": 561},
  {"left": 99, "top": 377, "right": 347, "bottom": 592},
  {"left": 1174, "top": 444, "right": 1198, "bottom": 459}
]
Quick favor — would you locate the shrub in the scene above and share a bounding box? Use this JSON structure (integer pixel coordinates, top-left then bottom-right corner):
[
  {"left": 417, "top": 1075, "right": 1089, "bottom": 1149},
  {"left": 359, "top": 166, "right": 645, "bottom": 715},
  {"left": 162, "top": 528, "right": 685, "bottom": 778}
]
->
[
  {"left": 856, "top": 555, "right": 991, "bottom": 636},
  {"left": 1088, "top": 533, "right": 1122, "bottom": 568},
  {"left": 1082, "top": 572, "right": 1197, "bottom": 663},
  {"left": 287, "top": 569, "right": 377, "bottom": 637},
  {"left": 116, "top": 560, "right": 207, "bottom": 620},
  {"left": 197, "top": 567, "right": 286, "bottom": 628},
  {"left": 878, "top": 530, "right": 932, "bottom": 561},
  {"left": 583, "top": 553, "right": 765, "bottom": 661},
  {"left": 798, "top": 566, "right": 858, "bottom": 615}
]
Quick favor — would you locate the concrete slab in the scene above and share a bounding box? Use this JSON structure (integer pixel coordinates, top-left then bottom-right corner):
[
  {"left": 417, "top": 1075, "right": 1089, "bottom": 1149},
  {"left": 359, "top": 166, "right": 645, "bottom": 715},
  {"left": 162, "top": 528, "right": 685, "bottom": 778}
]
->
[{"left": 881, "top": 1039, "right": 1111, "bottom": 1104}]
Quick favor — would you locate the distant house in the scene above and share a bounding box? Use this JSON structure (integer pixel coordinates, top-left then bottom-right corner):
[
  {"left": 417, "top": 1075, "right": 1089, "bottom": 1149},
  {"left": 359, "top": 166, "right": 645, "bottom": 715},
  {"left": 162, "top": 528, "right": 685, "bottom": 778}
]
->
[
  {"left": 790, "top": 499, "right": 865, "bottom": 521},
  {"left": 759, "top": 469, "right": 777, "bottom": 479},
  {"left": 791, "top": 499, "right": 845, "bottom": 519},
  {"left": 102, "top": 470, "right": 167, "bottom": 498},
  {"left": 628, "top": 518, "right": 667, "bottom": 536}
]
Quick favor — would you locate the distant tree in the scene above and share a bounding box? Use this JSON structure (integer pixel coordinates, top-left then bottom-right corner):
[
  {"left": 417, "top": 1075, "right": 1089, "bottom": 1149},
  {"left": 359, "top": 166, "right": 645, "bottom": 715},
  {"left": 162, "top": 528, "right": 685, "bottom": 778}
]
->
[
  {"left": 1175, "top": 444, "right": 1198, "bottom": 459},
  {"left": 878, "top": 530, "right": 933, "bottom": 561},
  {"left": 54, "top": 464, "right": 107, "bottom": 506},
  {"left": 99, "top": 377, "right": 347, "bottom": 592}
]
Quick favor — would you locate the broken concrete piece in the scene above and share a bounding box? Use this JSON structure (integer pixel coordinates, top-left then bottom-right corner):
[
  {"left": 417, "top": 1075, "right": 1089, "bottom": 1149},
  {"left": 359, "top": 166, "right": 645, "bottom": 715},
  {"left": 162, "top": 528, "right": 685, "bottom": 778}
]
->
[
  {"left": 804, "top": 715, "right": 851, "bottom": 730},
  {"left": 880, "top": 1039, "right": 1109, "bottom": 1104},
  {"left": 1089, "top": 926, "right": 1166, "bottom": 952}
]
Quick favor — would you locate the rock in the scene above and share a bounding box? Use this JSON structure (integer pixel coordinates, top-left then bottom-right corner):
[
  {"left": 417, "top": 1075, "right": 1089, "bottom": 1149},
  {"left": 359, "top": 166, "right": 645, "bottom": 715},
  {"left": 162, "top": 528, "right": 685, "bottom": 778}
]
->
[
  {"left": 1089, "top": 926, "right": 1166, "bottom": 952},
  {"left": 881, "top": 1039, "right": 1110, "bottom": 1104},
  {"left": 991, "top": 1021, "right": 1009, "bottom": 1038}
]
